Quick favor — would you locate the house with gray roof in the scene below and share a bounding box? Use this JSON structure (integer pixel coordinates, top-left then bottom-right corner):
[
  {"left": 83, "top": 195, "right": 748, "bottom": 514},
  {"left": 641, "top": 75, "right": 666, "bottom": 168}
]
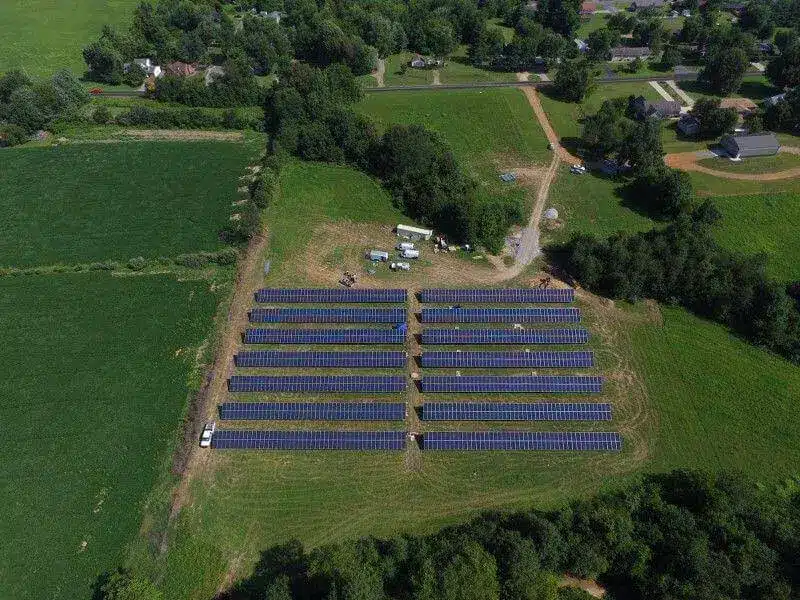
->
[
  {"left": 629, "top": 0, "right": 665, "bottom": 9},
  {"left": 631, "top": 96, "right": 681, "bottom": 120},
  {"left": 720, "top": 132, "right": 780, "bottom": 158},
  {"left": 610, "top": 46, "right": 652, "bottom": 61}
]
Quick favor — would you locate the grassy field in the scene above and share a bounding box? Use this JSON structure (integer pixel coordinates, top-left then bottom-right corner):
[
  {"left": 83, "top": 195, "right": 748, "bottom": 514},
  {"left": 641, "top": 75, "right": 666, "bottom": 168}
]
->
[
  {"left": 710, "top": 193, "right": 800, "bottom": 282},
  {"left": 676, "top": 74, "right": 780, "bottom": 101},
  {"left": 539, "top": 82, "right": 663, "bottom": 142},
  {"left": 0, "top": 0, "right": 140, "bottom": 76},
  {"left": 0, "top": 273, "right": 218, "bottom": 600},
  {"left": 381, "top": 50, "right": 518, "bottom": 86},
  {"left": 698, "top": 152, "right": 800, "bottom": 173},
  {"left": 0, "top": 141, "right": 253, "bottom": 267}
]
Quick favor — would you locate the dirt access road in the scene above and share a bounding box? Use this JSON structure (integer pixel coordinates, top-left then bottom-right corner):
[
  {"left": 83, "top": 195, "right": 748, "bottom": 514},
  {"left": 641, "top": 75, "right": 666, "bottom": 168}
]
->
[{"left": 666, "top": 146, "right": 800, "bottom": 180}]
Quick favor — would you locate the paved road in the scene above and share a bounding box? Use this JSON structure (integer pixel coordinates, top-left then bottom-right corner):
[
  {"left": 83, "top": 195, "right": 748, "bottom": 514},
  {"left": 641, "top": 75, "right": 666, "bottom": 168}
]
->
[{"left": 95, "top": 70, "right": 763, "bottom": 98}]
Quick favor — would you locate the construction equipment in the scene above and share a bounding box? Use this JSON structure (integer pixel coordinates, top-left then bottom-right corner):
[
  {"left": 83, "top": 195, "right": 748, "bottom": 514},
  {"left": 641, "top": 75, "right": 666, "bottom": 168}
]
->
[{"left": 339, "top": 271, "right": 357, "bottom": 287}]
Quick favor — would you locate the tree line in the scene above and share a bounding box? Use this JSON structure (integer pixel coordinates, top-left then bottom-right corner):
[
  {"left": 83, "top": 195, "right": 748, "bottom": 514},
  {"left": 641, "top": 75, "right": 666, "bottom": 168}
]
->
[
  {"left": 97, "top": 469, "right": 800, "bottom": 599},
  {"left": 265, "top": 62, "right": 522, "bottom": 251}
]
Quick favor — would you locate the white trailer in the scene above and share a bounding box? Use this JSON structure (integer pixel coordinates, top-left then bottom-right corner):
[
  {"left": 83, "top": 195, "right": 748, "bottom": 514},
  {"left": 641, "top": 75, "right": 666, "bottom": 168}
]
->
[
  {"left": 400, "top": 248, "right": 420, "bottom": 259},
  {"left": 367, "top": 250, "right": 389, "bottom": 261},
  {"left": 396, "top": 242, "right": 415, "bottom": 250},
  {"left": 391, "top": 262, "right": 411, "bottom": 271},
  {"left": 396, "top": 224, "right": 433, "bottom": 241}
]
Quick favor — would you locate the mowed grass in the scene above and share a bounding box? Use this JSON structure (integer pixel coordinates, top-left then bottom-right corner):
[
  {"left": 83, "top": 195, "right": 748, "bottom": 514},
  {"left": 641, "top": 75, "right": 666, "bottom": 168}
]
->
[
  {"left": 539, "top": 82, "right": 663, "bottom": 142},
  {"left": 0, "top": 0, "right": 140, "bottom": 76},
  {"left": 698, "top": 152, "right": 800, "bottom": 173},
  {"left": 628, "top": 306, "right": 800, "bottom": 476},
  {"left": 0, "top": 273, "right": 217, "bottom": 600},
  {"left": 711, "top": 193, "right": 800, "bottom": 282},
  {"left": 0, "top": 142, "right": 252, "bottom": 267}
]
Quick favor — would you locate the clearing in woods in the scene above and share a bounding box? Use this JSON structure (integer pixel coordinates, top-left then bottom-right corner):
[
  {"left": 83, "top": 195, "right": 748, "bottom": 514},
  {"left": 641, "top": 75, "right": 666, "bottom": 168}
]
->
[
  {"left": 0, "top": 141, "right": 252, "bottom": 267},
  {"left": 155, "top": 157, "right": 800, "bottom": 599}
]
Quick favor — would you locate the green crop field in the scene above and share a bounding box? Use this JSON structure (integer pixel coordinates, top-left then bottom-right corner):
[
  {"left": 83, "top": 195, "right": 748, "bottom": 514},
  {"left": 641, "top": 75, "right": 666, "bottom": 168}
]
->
[
  {"left": 0, "top": 0, "right": 140, "bottom": 76},
  {"left": 0, "top": 273, "right": 218, "bottom": 600},
  {"left": 0, "top": 141, "right": 253, "bottom": 267}
]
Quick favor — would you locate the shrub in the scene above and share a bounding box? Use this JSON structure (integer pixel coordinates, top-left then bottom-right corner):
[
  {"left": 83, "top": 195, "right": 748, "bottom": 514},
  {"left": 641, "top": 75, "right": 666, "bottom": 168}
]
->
[
  {"left": 212, "top": 247, "right": 238, "bottom": 265},
  {"left": 157, "top": 256, "right": 172, "bottom": 266},
  {"left": 175, "top": 253, "right": 211, "bottom": 268},
  {"left": 0, "top": 124, "right": 29, "bottom": 147},
  {"left": 89, "top": 261, "right": 118, "bottom": 271},
  {"left": 92, "top": 105, "right": 112, "bottom": 125},
  {"left": 127, "top": 256, "right": 147, "bottom": 271}
]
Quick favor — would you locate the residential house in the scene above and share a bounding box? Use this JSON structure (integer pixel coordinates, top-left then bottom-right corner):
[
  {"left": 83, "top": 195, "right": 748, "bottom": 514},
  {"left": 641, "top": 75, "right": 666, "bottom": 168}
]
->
[
  {"left": 677, "top": 115, "right": 701, "bottom": 136},
  {"left": 581, "top": 1, "right": 597, "bottom": 14},
  {"left": 164, "top": 61, "right": 197, "bottom": 77},
  {"left": 632, "top": 96, "right": 681, "bottom": 119},
  {"left": 629, "top": 0, "right": 665, "bottom": 10},
  {"left": 719, "top": 97, "right": 757, "bottom": 116},
  {"left": 410, "top": 55, "right": 442, "bottom": 68},
  {"left": 124, "top": 57, "right": 162, "bottom": 78},
  {"left": 610, "top": 46, "right": 652, "bottom": 61},
  {"left": 720, "top": 132, "right": 780, "bottom": 158}
]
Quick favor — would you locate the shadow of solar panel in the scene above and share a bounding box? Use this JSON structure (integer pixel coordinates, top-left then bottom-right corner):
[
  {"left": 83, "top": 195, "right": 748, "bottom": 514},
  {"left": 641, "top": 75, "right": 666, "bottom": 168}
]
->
[
  {"left": 250, "top": 308, "right": 407, "bottom": 323},
  {"left": 235, "top": 351, "right": 408, "bottom": 368},
  {"left": 212, "top": 430, "right": 407, "bottom": 450},
  {"left": 421, "top": 289, "right": 574, "bottom": 303},
  {"left": 420, "top": 375, "right": 602, "bottom": 393},
  {"left": 421, "top": 308, "right": 580, "bottom": 323},
  {"left": 228, "top": 375, "right": 407, "bottom": 393},
  {"left": 423, "top": 431, "right": 621, "bottom": 451},
  {"left": 420, "top": 351, "right": 594, "bottom": 368},
  {"left": 244, "top": 329, "right": 405, "bottom": 344},
  {"left": 422, "top": 402, "right": 612, "bottom": 421},
  {"left": 255, "top": 289, "right": 407, "bottom": 303},
  {"left": 421, "top": 329, "right": 589, "bottom": 345},
  {"left": 220, "top": 402, "right": 406, "bottom": 421}
]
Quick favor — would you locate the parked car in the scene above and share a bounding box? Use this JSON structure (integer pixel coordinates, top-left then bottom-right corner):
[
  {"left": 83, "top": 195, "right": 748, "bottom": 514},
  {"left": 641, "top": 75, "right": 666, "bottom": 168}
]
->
[
  {"left": 200, "top": 422, "right": 216, "bottom": 448},
  {"left": 570, "top": 164, "right": 587, "bottom": 175}
]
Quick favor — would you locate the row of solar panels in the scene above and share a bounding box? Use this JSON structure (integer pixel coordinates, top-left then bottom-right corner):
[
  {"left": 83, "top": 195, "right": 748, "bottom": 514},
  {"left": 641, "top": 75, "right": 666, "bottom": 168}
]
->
[
  {"left": 212, "top": 430, "right": 621, "bottom": 450},
  {"left": 233, "top": 350, "right": 594, "bottom": 368},
  {"left": 246, "top": 308, "right": 580, "bottom": 324},
  {"left": 219, "top": 402, "right": 612, "bottom": 421},
  {"left": 421, "top": 308, "right": 580, "bottom": 323},
  {"left": 227, "top": 375, "right": 603, "bottom": 393},
  {"left": 243, "top": 328, "right": 589, "bottom": 345},
  {"left": 250, "top": 308, "right": 406, "bottom": 323},
  {"left": 254, "top": 288, "right": 574, "bottom": 304}
]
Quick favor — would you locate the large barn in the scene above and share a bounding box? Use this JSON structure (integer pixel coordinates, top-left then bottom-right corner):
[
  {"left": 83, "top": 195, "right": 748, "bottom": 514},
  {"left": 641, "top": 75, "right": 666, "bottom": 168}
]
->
[{"left": 720, "top": 132, "right": 780, "bottom": 158}]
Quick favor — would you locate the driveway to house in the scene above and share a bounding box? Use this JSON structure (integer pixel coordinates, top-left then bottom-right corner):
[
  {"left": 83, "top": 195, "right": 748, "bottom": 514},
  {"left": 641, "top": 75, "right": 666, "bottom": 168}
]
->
[{"left": 665, "top": 147, "right": 800, "bottom": 180}]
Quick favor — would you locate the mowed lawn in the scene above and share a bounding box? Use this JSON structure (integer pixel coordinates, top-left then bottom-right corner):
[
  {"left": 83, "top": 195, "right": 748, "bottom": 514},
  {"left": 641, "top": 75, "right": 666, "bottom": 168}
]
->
[
  {"left": 628, "top": 306, "right": 800, "bottom": 476},
  {"left": 0, "top": 142, "right": 252, "bottom": 267},
  {"left": 0, "top": 0, "right": 140, "bottom": 76},
  {"left": 0, "top": 273, "right": 217, "bottom": 600}
]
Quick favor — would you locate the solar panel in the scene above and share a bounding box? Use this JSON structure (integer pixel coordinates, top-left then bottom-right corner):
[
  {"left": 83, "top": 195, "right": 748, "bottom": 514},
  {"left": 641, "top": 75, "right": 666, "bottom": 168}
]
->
[
  {"left": 422, "top": 402, "right": 611, "bottom": 421},
  {"left": 421, "top": 329, "right": 588, "bottom": 345},
  {"left": 235, "top": 351, "right": 407, "bottom": 368},
  {"left": 213, "top": 430, "right": 406, "bottom": 450},
  {"left": 421, "top": 308, "right": 580, "bottom": 323},
  {"left": 220, "top": 402, "right": 406, "bottom": 421},
  {"left": 250, "top": 308, "right": 406, "bottom": 323},
  {"left": 228, "top": 375, "right": 407, "bottom": 393},
  {"left": 255, "top": 289, "right": 407, "bottom": 303},
  {"left": 244, "top": 329, "right": 405, "bottom": 344},
  {"left": 420, "top": 375, "right": 602, "bottom": 393},
  {"left": 421, "top": 289, "right": 574, "bottom": 303},
  {"left": 421, "top": 351, "right": 594, "bottom": 368},
  {"left": 423, "top": 431, "right": 621, "bottom": 451}
]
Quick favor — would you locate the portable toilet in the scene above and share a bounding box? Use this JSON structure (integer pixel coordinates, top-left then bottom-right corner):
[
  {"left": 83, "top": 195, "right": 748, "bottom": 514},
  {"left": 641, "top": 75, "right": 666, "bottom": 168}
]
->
[{"left": 367, "top": 249, "right": 389, "bottom": 261}]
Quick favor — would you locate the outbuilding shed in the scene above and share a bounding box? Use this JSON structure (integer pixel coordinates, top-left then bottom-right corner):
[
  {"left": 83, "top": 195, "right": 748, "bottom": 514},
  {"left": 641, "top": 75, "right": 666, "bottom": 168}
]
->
[{"left": 720, "top": 132, "right": 780, "bottom": 158}]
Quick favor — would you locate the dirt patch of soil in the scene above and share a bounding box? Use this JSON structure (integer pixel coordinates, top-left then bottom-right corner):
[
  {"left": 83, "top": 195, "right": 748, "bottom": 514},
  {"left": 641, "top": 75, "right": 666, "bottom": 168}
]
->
[
  {"left": 122, "top": 129, "right": 244, "bottom": 141},
  {"left": 560, "top": 576, "right": 607, "bottom": 598}
]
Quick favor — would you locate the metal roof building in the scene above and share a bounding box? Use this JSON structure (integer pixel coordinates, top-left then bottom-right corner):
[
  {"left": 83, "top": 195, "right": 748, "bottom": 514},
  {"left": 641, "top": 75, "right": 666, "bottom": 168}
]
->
[{"left": 720, "top": 133, "right": 780, "bottom": 159}]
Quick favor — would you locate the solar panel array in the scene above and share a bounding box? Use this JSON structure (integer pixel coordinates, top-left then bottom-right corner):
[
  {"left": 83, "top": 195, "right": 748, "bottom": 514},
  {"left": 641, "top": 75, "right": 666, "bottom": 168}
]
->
[
  {"left": 421, "top": 328, "right": 589, "bottom": 345},
  {"left": 245, "top": 328, "right": 405, "bottom": 345},
  {"left": 213, "top": 430, "right": 406, "bottom": 450},
  {"left": 229, "top": 375, "right": 407, "bottom": 393},
  {"left": 420, "top": 375, "right": 603, "bottom": 393},
  {"left": 421, "top": 288, "right": 574, "bottom": 303},
  {"left": 423, "top": 431, "right": 621, "bottom": 451},
  {"left": 235, "top": 351, "right": 407, "bottom": 368},
  {"left": 423, "top": 402, "right": 611, "bottom": 421},
  {"left": 421, "top": 307, "right": 580, "bottom": 323},
  {"left": 250, "top": 307, "right": 406, "bottom": 323},
  {"left": 220, "top": 402, "right": 405, "bottom": 421},
  {"left": 256, "top": 288, "right": 407, "bottom": 303},
  {"left": 421, "top": 351, "right": 594, "bottom": 368}
]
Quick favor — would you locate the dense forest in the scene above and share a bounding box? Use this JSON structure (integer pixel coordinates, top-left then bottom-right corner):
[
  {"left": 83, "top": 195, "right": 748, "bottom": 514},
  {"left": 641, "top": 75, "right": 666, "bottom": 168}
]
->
[{"left": 99, "top": 470, "right": 800, "bottom": 600}]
